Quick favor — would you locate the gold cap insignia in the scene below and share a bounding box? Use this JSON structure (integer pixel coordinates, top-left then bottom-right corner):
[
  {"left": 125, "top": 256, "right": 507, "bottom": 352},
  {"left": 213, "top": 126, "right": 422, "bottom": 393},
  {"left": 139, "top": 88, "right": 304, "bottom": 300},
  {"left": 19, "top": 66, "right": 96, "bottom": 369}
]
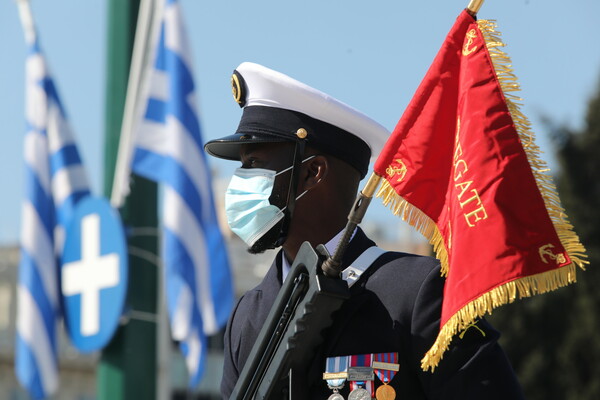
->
[{"left": 231, "top": 70, "right": 246, "bottom": 107}]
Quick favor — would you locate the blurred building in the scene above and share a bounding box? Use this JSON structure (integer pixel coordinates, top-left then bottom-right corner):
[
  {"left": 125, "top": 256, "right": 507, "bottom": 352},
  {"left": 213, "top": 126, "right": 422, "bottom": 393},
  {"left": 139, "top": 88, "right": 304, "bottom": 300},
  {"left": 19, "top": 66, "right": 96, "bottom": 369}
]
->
[{"left": 0, "top": 245, "right": 97, "bottom": 400}]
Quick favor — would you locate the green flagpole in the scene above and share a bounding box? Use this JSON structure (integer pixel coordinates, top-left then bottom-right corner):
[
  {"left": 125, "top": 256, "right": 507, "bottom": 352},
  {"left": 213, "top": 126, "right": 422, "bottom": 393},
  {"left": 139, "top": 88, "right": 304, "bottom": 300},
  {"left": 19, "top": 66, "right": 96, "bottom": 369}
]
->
[{"left": 99, "top": 0, "right": 159, "bottom": 399}]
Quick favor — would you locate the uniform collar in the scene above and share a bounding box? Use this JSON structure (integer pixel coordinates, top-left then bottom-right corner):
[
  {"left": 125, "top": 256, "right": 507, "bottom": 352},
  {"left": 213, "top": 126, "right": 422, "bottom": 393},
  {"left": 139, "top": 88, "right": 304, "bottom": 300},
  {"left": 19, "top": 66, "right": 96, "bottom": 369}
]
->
[{"left": 281, "top": 228, "right": 358, "bottom": 283}]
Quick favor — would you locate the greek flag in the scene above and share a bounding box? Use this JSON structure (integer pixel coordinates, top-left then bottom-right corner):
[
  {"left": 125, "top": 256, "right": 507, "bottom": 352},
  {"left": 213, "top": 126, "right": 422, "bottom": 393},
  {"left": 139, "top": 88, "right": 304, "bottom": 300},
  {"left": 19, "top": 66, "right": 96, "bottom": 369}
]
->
[
  {"left": 15, "top": 16, "right": 91, "bottom": 400},
  {"left": 129, "top": 0, "right": 233, "bottom": 386}
]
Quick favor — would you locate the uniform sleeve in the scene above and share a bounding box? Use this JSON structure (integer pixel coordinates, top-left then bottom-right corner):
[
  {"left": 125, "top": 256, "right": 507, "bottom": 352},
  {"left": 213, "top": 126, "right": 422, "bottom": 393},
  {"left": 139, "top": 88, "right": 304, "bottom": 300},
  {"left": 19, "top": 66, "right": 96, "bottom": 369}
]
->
[
  {"left": 410, "top": 265, "right": 526, "bottom": 399},
  {"left": 220, "top": 296, "right": 244, "bottom": 399}
]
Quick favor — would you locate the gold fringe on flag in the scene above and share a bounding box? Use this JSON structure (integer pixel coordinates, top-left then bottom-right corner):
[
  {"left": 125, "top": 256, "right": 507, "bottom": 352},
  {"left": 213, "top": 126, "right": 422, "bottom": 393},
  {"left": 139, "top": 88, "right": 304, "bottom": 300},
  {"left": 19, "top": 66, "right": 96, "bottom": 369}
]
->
[
  {"left": 478, "top": 18, "right": 588, "bottom": 270},
  {"left": 376, "top": 182, "right": 450, "bottom": 276},
  {"left": 420, "top": 262, "right": 578, "bottom": 371},
  {"left": 376, "top": 18, "right": 588, "bottom": 372}
]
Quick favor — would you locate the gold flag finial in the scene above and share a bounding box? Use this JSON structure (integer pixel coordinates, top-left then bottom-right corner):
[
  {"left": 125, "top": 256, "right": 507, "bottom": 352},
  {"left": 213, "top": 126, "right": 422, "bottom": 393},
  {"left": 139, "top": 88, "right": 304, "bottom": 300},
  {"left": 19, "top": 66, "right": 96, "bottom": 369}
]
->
[{"left": 466, "top": 0, "right": 484, "bottom": 16}]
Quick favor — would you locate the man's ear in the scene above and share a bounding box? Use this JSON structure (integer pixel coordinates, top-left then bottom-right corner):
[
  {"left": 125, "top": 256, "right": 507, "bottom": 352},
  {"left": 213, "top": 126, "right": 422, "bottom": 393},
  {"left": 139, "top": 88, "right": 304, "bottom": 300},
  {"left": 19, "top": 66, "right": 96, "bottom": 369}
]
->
[{"left": 302, "top": 155, "right": 328, "bottom": 191}]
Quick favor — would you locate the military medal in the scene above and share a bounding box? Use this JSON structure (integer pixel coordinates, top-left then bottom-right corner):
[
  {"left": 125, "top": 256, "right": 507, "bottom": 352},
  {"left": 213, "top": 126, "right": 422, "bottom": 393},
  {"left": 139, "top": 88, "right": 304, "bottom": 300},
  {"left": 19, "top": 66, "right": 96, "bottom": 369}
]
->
[
  {"left": 372, "top": 353, "right": 399, "bottom": 400},
  {"left": 323, "top": 355, "right": 349, "bottom": 400},
  {"left": 348, "top": 387, "right": 370, "bottom": 400},
  {"left": 375, "top": 385, "right": 395, "bottom": 400},
  {"left": 348, "top": 354, "right": 374, "bottom": 399}
]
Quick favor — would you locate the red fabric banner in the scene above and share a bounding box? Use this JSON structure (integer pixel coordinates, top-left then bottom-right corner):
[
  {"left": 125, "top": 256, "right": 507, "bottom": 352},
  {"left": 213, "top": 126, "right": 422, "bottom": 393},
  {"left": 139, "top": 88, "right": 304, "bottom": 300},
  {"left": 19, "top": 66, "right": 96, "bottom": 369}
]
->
[{"left": 373, "top": 10, "right": 585, "bottom": 370}]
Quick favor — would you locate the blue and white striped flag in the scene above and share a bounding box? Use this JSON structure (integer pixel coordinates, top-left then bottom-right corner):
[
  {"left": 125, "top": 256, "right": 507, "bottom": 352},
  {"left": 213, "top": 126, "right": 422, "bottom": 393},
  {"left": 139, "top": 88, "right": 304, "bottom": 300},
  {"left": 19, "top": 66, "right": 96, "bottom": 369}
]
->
[
  {"left": 128, "top": 0, "right": 234, "bottom": 386},
  {"left": 15, "top": 9, "right": 91, "bottom": 399}
]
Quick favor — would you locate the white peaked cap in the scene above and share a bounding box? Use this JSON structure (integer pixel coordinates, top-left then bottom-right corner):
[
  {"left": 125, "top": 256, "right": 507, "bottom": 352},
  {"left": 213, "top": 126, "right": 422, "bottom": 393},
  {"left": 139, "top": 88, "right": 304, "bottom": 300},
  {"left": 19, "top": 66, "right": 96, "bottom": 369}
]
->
[{"left": 205, "top": 62, "right": 390, "bottom": 178}]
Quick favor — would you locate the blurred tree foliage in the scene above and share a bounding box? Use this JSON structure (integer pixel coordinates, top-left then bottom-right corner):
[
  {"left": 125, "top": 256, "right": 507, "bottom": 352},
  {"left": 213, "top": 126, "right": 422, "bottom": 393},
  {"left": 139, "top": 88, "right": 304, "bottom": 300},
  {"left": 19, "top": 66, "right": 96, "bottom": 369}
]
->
[{"left": 489, "top": 75, "right": 600, "bottom": 400}]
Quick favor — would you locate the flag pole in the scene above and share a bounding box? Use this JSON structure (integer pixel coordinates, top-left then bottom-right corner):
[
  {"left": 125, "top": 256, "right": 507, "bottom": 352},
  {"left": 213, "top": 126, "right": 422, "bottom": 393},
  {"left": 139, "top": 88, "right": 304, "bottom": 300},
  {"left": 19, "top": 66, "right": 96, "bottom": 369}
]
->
[
  {"left": 110, "top": 0, "right": 160, "bottom": 207},
  {"left": 322, "top": 172, "right": 382, "bottom": 277},
  {"left": 466, "top": 0, "right": 485, "bottom": 15},
  {"left": 99, "top": 0, "right": 159, "bottom": 399},
  {"left": 15, "top": 0, "right": 36, "bottom": 44}
]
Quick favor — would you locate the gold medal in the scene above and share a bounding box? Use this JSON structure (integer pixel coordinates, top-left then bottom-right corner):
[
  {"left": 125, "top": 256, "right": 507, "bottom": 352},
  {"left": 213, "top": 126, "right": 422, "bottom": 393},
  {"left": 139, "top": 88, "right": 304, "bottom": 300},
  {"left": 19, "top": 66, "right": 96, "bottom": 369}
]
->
[
  {"left": 375, "top": 383, "right": 396, "bottom": 400},
  {"left": 372, "top": 352, "right": 399, "bottom": 400}
]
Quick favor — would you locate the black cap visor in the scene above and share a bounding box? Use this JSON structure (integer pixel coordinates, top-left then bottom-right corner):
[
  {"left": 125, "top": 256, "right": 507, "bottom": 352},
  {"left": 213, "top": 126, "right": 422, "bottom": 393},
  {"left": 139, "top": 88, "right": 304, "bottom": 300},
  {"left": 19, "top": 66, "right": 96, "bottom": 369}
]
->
[{"left": 204, "top": 132, "right": 290, "bottom": 161}]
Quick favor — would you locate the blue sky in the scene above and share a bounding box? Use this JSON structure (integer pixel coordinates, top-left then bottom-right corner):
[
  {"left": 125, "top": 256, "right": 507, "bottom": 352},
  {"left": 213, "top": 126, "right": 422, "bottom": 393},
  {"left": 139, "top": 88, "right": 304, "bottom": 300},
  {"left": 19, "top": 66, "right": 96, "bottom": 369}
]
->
[{"left": 1, "top": 0, "right": 599, "bottom": 244}]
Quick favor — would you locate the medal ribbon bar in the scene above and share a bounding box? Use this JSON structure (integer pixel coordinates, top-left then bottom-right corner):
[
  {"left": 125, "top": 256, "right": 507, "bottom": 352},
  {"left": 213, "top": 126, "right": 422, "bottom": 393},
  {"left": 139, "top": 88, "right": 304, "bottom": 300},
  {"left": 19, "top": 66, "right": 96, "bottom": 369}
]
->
[
  {"left": 324, "top": 355, "right": 349, "bottom": 396},
  {"left": 373, "top": 353, "right": 399, "bottom": 384},
  {"left": 348, "top": 354, "right": 373, "bottom": 395}
]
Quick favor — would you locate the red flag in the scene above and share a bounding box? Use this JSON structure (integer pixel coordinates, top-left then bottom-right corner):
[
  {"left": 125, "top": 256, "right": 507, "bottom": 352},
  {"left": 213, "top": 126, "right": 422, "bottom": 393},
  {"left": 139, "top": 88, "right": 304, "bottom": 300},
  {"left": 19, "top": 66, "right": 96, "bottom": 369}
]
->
[{"left": 373, "top": 10, "right": 587, "bottom": 371}]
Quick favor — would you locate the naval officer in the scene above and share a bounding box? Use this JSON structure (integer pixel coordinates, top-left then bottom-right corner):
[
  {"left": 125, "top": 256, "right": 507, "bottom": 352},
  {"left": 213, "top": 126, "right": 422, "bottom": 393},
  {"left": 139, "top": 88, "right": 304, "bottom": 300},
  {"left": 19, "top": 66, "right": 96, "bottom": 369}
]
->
[{"left": 205, "top": 62, "right": 525, "bottom": 399}]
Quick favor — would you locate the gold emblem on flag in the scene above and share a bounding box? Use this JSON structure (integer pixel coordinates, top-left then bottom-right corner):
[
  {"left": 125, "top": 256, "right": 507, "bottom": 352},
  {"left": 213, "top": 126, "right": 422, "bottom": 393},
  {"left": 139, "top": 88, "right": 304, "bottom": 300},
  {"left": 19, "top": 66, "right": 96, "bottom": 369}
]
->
[
  {"left": 386, "top": 159, "right": 407, "bottom": 183},
  {"left": 462, "top": 29, "right": 478, "bottom": 56},
  {"left": 539, "top": 244, "right": 567, "bottom": 265},
  {"left": 459, "top": 321, "right": 486, "bottom": 339}
]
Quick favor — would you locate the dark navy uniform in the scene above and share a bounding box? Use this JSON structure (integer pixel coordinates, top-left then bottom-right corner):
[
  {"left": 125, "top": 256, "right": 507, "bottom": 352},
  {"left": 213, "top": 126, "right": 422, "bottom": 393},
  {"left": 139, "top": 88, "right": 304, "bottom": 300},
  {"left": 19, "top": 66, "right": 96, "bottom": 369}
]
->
[{"left": 221, "top": 228, "right": 525, "bottom": 399}]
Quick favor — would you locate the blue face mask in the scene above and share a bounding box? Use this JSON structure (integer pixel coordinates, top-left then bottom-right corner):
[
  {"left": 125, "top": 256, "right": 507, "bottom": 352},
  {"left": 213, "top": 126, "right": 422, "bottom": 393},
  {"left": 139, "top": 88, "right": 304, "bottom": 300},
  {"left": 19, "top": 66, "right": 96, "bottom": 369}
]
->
[{"left": 225, "top": 156, "right": 315, "bottom": 247}]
